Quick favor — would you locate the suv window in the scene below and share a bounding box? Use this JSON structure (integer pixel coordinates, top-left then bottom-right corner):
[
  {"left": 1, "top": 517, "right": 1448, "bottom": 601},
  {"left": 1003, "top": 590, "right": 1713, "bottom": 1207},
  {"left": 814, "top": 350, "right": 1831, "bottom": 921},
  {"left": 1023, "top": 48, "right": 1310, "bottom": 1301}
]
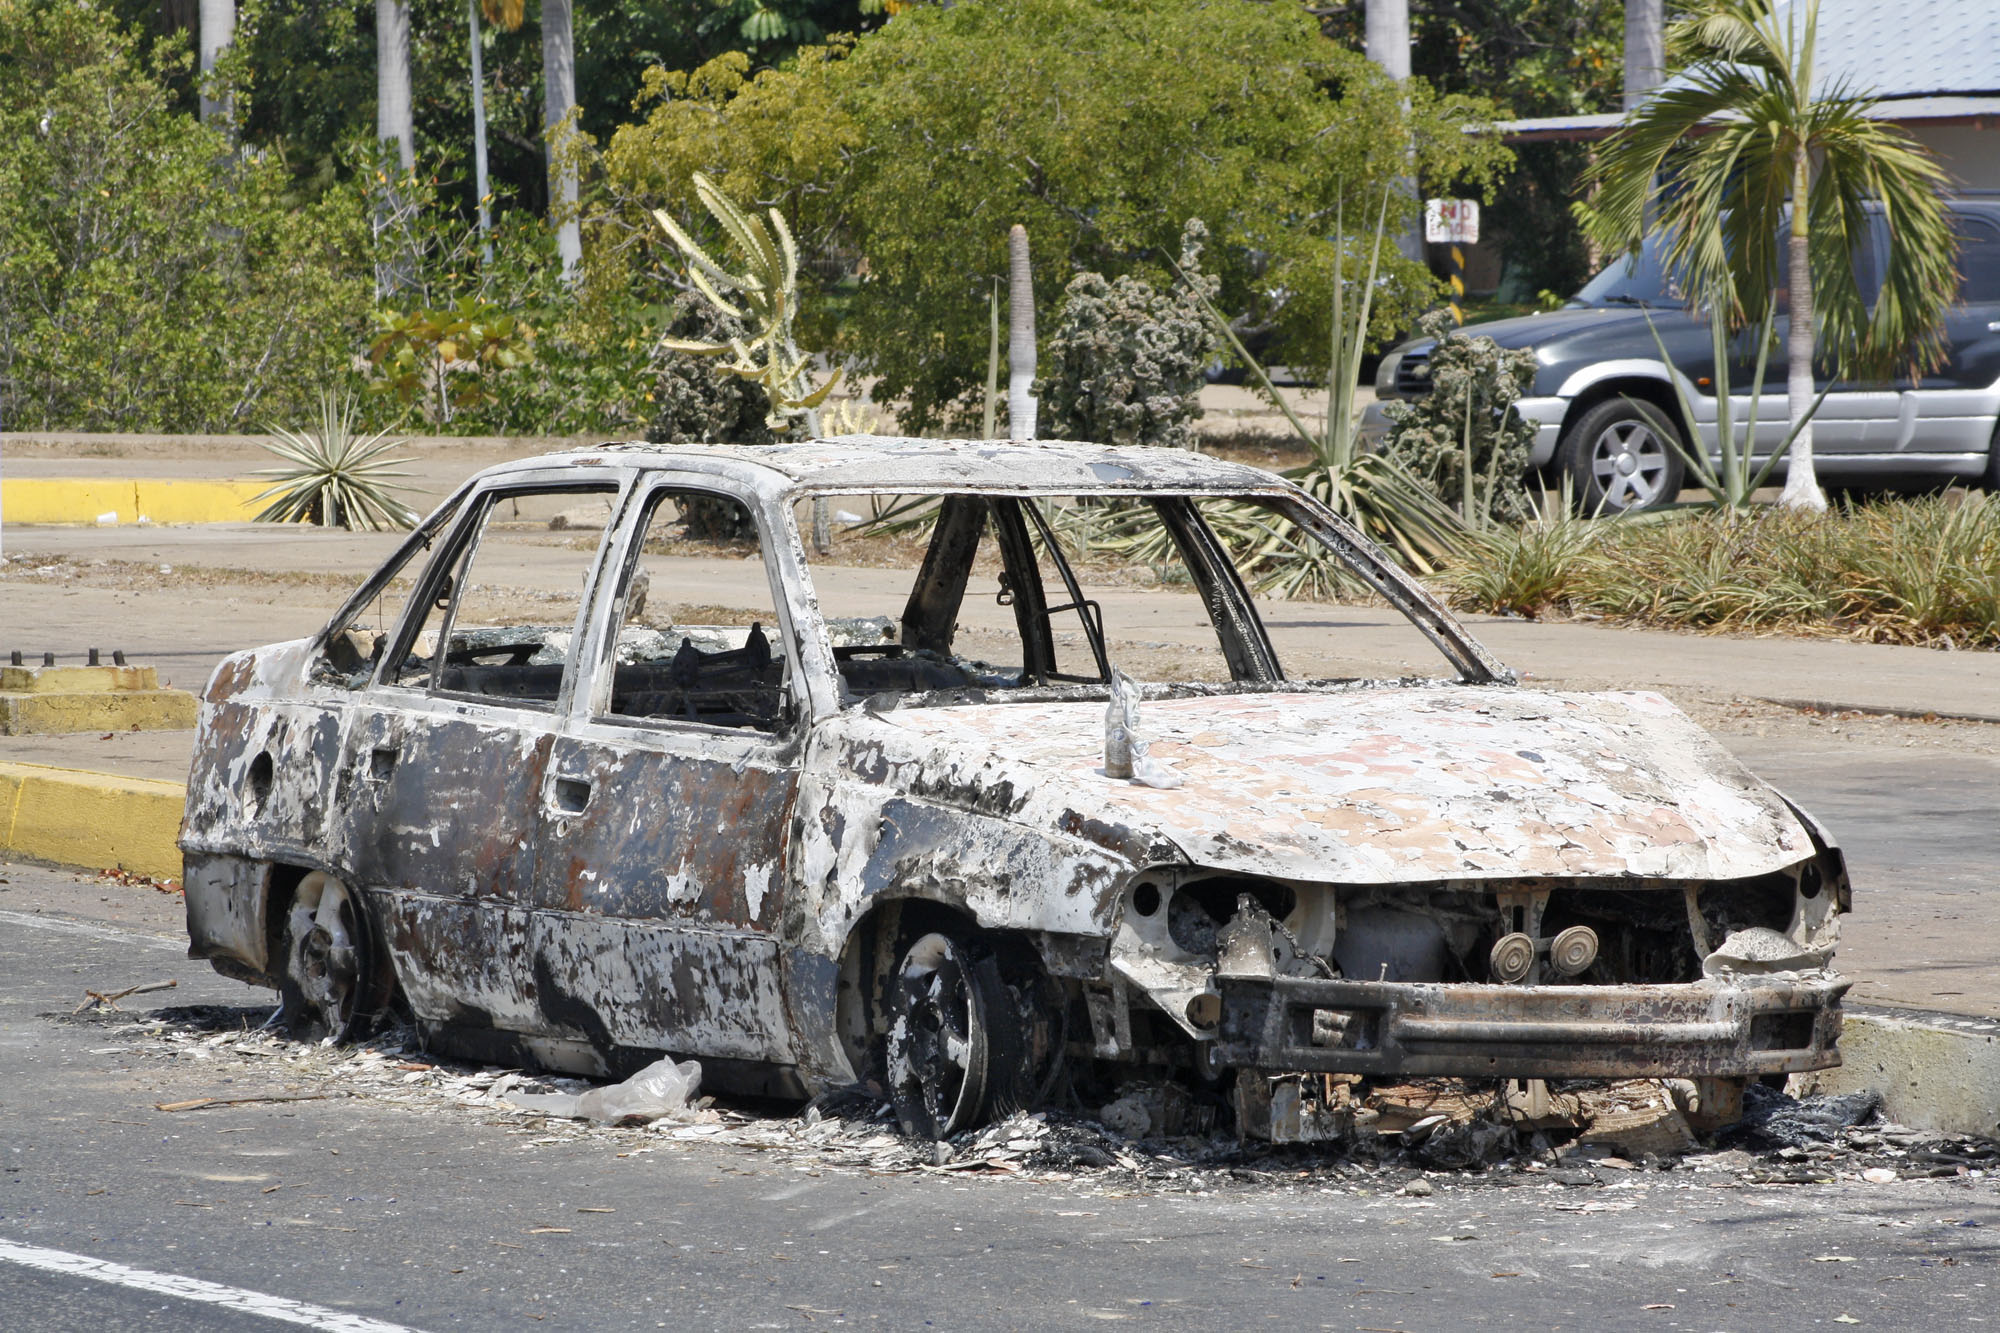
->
[{"left": 1956, "top": 215, "right": 2000, "bottom": 303}]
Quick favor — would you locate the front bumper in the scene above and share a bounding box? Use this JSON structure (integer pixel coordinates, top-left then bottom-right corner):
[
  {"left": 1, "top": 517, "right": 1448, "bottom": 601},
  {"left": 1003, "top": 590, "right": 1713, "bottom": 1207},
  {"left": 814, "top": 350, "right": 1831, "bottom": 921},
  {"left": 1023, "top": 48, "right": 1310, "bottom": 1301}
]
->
[
  {"left": 1215, "top": 973, "right": 1848, "bottom": 1080},
  {"left": 1358, "top": 396, "right": 1568, "bottom": 469}
]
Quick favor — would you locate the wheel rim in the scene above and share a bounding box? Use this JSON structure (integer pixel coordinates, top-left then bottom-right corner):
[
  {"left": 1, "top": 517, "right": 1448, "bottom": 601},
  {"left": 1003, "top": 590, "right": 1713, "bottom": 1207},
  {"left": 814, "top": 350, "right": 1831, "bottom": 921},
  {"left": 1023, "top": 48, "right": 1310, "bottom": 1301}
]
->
[
  {"left": 1589, "top": 419, "right": 1672, "bottom": 510},
  {"left": 285, "top": 872, "right": 363, "bottom": 1039},
  {"left": 887, "top": 933, "right": 994, "bottom": 1138}
]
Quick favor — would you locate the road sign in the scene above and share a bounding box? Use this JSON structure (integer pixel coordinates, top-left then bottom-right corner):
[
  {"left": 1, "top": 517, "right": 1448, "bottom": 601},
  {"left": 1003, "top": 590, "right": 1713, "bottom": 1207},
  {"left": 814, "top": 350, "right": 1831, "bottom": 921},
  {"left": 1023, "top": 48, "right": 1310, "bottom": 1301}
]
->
[{"left": 1424, "top": 198, "right": 1479, "bottom": 245}]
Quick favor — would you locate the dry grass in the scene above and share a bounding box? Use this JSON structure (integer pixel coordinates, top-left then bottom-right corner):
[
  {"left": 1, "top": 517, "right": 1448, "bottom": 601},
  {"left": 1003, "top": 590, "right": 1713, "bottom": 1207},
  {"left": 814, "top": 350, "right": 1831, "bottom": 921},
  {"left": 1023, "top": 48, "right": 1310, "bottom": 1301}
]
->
[{"left": 1437, "top": 492, "right": 2000, "bottom": 649}]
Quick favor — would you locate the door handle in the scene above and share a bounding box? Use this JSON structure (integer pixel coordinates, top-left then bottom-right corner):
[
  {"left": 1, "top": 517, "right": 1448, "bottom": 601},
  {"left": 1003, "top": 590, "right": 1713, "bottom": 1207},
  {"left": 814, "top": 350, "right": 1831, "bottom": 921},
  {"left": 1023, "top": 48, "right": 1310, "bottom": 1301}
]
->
[{"left": 553, "top": 776, "right": 592, "bottom": 814}]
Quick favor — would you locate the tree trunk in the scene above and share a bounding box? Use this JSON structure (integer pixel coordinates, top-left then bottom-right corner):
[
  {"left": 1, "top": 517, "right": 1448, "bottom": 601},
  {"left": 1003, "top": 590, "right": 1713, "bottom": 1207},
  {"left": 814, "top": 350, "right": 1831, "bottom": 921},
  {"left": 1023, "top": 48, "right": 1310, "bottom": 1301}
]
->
[
  {"left": 540, "top": 0, "right": 583, "bottom": 284},
  {"left": 376, "top": 0, "right": 415, "bottom": 173},
  {"left": 198, "top": 0, "right": 235, "bottom": 126},
  {"left": 468, "top": 0, "right": 493, "bottom": 263},
  {"left": 1622, "top": 0, "right": 1665, "bottom": 111},
  {"left": 1778, "top": 145, "right": 1827, "bottom": 511},
  {"left": 1365, "top": 0, "right": 1423, "bottom": 264},
  {"left": 373, "top": 0, "right": 416, "bottom": 299},
  {"left": 1007, "top": 223, "right": 1037, "bottom": 440}
]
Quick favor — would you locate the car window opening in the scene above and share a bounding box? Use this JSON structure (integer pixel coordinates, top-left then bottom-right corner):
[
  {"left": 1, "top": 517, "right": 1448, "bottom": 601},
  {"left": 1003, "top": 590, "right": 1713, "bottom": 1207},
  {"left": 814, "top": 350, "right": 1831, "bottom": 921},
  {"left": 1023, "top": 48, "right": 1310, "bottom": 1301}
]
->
[
  {"left": 597, "top": 486, "right": 792, "bottom": 734},
  {"left": 803, "top": 491, "right": 1452, "bottom": 709},
  {"left": 386, "top": 484, "right": 619, "bottom": 705}
]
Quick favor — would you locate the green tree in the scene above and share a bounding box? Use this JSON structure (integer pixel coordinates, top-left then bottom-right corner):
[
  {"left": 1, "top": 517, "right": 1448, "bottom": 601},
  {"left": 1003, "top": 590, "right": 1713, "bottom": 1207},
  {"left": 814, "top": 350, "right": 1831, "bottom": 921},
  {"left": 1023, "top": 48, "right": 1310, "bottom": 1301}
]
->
[
  {"left": 604, "top": 0, "right": 1509, "bottom": 433},
  {"left": 0, "top": 2, "right": 370, "bottom": 432},
  {"left": 1582, "top": 0, "right": 1957, "bottom": 510}
]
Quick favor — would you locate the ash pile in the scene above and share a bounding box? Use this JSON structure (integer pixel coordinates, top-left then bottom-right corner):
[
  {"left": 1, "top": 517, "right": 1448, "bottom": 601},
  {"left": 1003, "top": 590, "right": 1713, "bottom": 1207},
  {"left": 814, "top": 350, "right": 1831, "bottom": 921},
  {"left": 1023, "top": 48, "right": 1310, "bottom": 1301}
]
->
[{"left": 57, "top": 1002, "right": 2000, "bottom": 1195}]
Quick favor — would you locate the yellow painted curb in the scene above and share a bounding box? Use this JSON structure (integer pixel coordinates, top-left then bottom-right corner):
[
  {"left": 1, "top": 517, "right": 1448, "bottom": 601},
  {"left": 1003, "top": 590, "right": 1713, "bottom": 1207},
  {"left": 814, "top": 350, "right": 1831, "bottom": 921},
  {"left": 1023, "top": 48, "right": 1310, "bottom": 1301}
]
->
[
  {"left": 0, "top": 762, "right": 185, "bottom": 882},
  {"left": 1, "top": 478, "right": 269, "bottom": 525}
]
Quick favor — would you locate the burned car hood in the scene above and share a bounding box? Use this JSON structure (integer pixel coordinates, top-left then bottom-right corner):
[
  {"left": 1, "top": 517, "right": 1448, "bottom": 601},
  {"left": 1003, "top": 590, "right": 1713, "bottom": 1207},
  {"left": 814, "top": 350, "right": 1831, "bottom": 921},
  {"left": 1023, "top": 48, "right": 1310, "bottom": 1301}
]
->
[{"left": 846, "top": 686, "right": 1813, "bottom": 885}]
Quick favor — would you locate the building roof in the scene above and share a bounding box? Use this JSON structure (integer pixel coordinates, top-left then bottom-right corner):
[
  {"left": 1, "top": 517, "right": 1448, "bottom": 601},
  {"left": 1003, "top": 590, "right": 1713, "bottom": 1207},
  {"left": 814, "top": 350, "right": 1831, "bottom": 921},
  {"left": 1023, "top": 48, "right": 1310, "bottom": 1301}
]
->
[{"left": 1497, "top": 0, "right": 2000, "bottom": 142}]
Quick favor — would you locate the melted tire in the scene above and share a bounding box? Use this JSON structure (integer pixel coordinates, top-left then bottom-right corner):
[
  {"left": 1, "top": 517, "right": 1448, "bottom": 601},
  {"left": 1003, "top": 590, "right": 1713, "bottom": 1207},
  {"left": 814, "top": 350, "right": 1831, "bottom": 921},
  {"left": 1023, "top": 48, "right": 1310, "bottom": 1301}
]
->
[
  {"left": 278, "top": 872, "right": 376, "bottom": 1043},
  {"left": 885, "top": 931, "right": 1026, "bottom": 1139}
]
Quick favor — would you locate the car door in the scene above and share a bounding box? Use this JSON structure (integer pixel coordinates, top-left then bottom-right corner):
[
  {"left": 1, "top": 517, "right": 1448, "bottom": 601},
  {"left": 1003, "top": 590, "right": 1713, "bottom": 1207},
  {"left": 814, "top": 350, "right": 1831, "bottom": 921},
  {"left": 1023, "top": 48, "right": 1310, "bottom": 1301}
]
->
[
  {"left": 1741, "top": 214, "right": 1889, "bottom": 459},
  {"left": 1892, "top": 209, "right": 2000, "bottom": 460},
  {"left": 522, "top": 476, "right": 804, "bottom": 1065},
  {"left": 334, "top": 473, "right": 625, "bottom": 1042}
]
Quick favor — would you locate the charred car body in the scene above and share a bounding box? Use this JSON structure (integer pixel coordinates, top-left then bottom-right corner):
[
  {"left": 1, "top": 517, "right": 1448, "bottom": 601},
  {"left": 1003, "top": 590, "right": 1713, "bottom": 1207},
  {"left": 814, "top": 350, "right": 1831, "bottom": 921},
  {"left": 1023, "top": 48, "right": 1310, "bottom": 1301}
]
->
[{"left": 180, "top": 439, "right": 1850, "bottom": 1136}]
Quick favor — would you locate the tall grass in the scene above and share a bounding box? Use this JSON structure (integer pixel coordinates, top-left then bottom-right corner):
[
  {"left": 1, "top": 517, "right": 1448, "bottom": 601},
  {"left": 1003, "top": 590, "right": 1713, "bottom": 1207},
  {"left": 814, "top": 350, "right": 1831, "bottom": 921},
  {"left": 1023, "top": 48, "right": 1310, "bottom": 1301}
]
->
[{"left": 1437, "top": 493, "right": 2000, "bottom": 648}]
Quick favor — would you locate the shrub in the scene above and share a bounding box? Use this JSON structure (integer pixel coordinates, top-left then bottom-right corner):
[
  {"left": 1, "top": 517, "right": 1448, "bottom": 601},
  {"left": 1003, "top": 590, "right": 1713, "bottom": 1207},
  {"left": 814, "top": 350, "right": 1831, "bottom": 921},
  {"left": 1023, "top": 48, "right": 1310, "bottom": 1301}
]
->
[
  {"left": 1037, "top": 220, "right": 1218, "bottom": 449},
  {"left": 1381, "top": 310, "right": 1538, "bottom": 525},
  {"left": 643, "top": 297, "right": 777, "bottom": 447}
]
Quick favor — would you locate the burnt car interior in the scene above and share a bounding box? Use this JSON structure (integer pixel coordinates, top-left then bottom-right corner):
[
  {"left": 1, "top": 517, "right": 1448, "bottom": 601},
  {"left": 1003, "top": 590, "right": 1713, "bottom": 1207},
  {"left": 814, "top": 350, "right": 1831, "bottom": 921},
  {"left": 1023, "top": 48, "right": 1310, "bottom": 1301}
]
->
[
  {"left": 598, "top": 486, "right": 793, "bottom": 733},
  {"left": 805, "top": 492, "right": 1291, "bottom": 705}
]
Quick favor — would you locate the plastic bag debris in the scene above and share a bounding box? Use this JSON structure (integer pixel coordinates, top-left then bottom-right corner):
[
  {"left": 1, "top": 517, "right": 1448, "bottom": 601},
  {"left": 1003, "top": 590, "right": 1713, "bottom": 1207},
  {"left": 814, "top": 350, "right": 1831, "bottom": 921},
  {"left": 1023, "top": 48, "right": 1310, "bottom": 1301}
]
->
[
  {"left": 507, "top": 1057, "right": 703, "bottom": 1124},
  {"left": 1103, "top": 668, "right": 1182, "bottom": 789}
]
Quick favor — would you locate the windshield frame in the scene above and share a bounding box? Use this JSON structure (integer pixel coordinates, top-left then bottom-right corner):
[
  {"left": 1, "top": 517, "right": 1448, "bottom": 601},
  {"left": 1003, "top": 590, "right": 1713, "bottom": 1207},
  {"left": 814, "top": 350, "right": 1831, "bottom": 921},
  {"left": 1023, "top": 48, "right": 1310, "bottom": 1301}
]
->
[{"left": 782, "top": 482, "right": 1513, "bottom": 712}]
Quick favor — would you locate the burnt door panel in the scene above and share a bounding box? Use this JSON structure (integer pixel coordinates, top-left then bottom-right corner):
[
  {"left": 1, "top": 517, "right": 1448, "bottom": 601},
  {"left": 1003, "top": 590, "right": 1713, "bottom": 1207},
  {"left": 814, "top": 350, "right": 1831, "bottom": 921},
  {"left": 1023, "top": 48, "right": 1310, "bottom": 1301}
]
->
[
  {"left": 517, "top": 481, "right": 804, "bottom": 1063},
  {"left": 526, "top": 728, "right": 800, "bottom": 1060},
  {"left": 532, "top": 720, "right": 804, "bottom": 1064},
  {"left": 338, "top": 704, "right": 551, "bottom": 901}
]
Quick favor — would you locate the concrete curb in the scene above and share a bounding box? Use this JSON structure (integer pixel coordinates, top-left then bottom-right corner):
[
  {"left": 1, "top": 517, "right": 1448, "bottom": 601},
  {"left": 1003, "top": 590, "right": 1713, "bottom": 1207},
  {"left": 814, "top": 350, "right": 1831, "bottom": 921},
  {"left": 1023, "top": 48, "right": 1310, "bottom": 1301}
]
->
[
  {"left": 1758, "top": 696, "right": 2000, "bottom": 728},
  {"left": 0, "top": 762, "right": 184, "bottom": 882},
  {"left": 1, "top": 478, "right": 269, "bottom": 525},
  {"left": 1801, "top": 1005, "right": 2000, "bottom": 1138}
]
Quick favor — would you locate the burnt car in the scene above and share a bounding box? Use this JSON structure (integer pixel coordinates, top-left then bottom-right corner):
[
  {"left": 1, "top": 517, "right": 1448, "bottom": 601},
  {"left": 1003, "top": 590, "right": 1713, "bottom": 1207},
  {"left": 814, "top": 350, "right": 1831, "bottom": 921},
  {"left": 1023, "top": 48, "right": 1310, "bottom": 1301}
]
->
[{"left": 180, "top": 439, "right": 1850, "bottom": 1137}]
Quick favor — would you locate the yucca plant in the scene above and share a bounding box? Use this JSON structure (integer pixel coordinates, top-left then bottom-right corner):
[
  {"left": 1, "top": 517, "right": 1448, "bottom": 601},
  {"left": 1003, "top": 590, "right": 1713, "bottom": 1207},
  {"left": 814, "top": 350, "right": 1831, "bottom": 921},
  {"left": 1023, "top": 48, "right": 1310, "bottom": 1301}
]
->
[
  {"left": 1625, "top": 296, "right": 1829, "bottom": 513},
  {"left": 252, "top": 393, "right": 420, "bottom": 531},
  {"left": 1126, "top": 187, "right": 1467, "bottom": 597},
  {"left": 654, "top": 171, "right": 841, "bottom": 550}
]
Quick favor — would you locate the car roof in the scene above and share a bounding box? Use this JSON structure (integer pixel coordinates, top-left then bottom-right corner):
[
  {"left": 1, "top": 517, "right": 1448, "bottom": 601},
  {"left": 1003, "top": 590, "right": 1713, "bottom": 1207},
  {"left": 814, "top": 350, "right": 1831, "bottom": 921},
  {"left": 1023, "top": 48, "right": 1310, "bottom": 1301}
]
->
[{"left": 480, "top": 436, "right": 1293, "bottom": 495}]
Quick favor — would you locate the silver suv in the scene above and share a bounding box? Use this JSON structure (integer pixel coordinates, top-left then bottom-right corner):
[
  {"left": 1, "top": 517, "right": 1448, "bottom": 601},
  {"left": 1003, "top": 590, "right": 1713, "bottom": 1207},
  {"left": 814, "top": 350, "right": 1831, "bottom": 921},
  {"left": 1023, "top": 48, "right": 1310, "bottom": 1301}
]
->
[{"left": 1363, "top": 198, "right": 2000, "bottom": 513}]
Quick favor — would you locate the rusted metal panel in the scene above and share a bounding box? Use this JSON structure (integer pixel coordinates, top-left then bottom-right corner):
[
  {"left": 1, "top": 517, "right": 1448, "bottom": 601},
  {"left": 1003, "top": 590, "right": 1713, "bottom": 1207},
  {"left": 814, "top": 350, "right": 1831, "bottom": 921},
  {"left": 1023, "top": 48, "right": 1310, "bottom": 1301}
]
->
[
  {"left": 377, "top": 890, "right": 792, "bottom": 1062},
  {"left": 532, "top": 732, "right": 797, "bottom": 931},
  {"left": 182, "top": 853, "right": 271, "bottom": 972}
]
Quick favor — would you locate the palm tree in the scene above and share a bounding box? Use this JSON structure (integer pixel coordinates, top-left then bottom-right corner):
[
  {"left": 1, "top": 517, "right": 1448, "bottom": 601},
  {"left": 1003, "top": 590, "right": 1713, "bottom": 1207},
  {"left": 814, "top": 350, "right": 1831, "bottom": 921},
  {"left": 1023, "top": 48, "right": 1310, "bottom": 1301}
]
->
[
  {"left": 376, "top": 0, "right": 415, "bottom": 173},
  {"left": 470, "top": 0, "right": 526, "bottom": 262},
  {"left": 1584, "top": 0, "right": 1957, "bottom": 510},
  {"left": 198, "top": 0, "right": 235, "bottom": 126},
  {"left": 541, "top": 0, "right": 583, "bottom": 283}
]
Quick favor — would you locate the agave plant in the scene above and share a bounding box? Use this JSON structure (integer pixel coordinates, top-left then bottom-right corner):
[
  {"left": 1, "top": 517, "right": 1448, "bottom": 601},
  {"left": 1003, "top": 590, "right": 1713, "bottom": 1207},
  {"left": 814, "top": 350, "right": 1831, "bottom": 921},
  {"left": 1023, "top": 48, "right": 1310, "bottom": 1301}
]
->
[{"left": 252, "top": 393, "right": 420, "bottom": 531}]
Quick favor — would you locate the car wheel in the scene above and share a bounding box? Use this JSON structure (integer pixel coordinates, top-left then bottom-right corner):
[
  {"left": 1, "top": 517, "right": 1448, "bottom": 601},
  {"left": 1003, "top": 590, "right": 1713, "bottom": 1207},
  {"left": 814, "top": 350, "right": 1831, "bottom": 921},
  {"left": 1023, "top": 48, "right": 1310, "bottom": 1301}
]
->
[
  {"left": 279, "top": 872, "right": 374, "bottom": 1042},
  {"left": 1983, "top": 421, "right": 2000, "bottom": 493},
  {"left": 1560, "top": 398, "right": 1686, "bottom": 515},
  {"left": 885, "top": 930, "right": 1024, "bottom": 1139}
]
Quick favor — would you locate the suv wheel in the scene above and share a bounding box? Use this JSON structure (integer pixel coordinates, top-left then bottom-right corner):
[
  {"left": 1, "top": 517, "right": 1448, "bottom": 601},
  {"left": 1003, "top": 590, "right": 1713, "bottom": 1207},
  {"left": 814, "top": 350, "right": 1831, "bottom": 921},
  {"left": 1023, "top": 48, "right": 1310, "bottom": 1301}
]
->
[
  {"left": 1560, "top": 398, "right": 1686, "bottom": 515},
  {"left": 1983, "top": 420, "right": 2000, "bottom": 493}
]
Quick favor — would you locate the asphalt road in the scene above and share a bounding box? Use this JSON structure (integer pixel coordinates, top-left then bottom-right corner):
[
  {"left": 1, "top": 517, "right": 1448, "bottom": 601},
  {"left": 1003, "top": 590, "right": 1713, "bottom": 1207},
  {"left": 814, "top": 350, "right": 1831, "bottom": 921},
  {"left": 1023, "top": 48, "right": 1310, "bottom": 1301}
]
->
[{"left": 1, "top": 887, "right": 1996, "bottom": 1332}]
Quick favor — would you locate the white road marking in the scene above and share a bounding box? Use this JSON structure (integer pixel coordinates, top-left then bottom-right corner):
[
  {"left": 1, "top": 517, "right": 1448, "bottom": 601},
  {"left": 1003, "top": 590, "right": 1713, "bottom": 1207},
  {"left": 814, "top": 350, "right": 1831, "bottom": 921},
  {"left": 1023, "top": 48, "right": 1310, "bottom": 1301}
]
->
[
  {"left": 0, "top": 1237, "right": 423, "bottom": 1332},
  {"left": 0, "top": 908, "right": 181, "bottom": 951}
]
